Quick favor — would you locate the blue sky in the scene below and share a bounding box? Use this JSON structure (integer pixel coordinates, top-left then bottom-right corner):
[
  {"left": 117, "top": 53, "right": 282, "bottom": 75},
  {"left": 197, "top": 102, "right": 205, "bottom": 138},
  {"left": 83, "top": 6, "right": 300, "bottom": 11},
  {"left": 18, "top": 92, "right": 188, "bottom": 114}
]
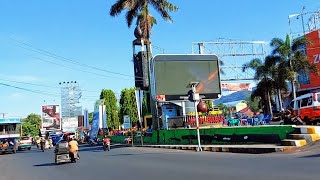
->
[{"left": 0, "top": 0, "right": 319, "bottom": 118}]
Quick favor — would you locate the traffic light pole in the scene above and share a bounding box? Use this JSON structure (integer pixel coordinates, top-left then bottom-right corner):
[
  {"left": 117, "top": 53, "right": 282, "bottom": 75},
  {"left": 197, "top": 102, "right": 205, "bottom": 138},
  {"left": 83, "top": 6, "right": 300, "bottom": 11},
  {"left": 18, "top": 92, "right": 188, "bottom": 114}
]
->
[{"left": 188, "top": 82, "right": 202, "bottom": 152}]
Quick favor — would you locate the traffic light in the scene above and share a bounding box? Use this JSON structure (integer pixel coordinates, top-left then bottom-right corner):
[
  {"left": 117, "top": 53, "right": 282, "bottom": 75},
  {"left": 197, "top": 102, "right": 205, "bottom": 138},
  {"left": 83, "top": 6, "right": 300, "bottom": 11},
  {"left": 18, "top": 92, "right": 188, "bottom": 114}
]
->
[{"left": 133, "top": 51, "right": 149, "bottom": 90}]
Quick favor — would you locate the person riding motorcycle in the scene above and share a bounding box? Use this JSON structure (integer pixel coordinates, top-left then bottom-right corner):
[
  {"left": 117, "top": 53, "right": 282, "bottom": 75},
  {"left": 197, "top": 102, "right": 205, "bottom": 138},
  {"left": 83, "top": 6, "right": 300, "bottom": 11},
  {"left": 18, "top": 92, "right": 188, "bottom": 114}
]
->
[
  {"left": 103, "top": 135, "right": 111, "bottom": 151},
  {"left": 68, "top": 137, "right": 79, "bottom": 163},
  {"left": 39, "top": 137, "right": 46, "bottom": 152},
  {"left": 283, "top": 109, "right": 304, "bottom": 125}
]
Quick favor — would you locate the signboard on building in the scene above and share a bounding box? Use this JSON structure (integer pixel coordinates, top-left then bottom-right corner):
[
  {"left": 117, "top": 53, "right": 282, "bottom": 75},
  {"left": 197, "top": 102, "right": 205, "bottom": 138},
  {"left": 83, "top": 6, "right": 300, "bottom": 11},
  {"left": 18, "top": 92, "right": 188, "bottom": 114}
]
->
[
  {"left": 62, "top": 117, "right": 78, "bottom": 132},
  {"left": 123, "top": 115, "right": 131, "bottom": 129},
  {"left": 299, "top": 30, "right": 320, "bottom": 90},
  {"left": 0, "top": 118, "right": 21, "bottom": 124},
  {"left": 42, "top": 105, "right": 61, "bottom": 130}
]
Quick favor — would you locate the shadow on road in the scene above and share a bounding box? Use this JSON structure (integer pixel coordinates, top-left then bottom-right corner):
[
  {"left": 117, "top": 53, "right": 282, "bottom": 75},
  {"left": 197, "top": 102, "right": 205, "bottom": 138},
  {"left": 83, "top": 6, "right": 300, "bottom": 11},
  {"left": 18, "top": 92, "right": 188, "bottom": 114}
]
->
[
  {"left": 108, "top": 151, "right": 181, "bottom": 157},
  {"left": 79, "top": 144, "right": 130, "bottom": 152},
  {"left": 300, "top": 154, "right": 320, "bottom": 158},
  {"left": 34, "top": 163, "right": 57, "bottom": 167}
]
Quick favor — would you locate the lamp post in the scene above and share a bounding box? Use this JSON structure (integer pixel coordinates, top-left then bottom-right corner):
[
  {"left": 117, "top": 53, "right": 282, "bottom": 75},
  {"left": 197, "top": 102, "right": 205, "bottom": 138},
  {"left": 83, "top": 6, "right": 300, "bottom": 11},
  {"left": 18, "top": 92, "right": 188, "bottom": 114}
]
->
[{"left": 187, "top": 82, "right": 202, "bottom": 152}]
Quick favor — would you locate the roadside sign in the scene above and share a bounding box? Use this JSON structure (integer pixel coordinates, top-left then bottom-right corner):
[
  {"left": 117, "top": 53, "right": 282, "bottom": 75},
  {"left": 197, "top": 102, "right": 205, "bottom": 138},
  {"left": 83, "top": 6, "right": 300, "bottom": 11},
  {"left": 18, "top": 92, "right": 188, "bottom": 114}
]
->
[{"left": 123, "top": 115, "right": 131, "bottom": 129}]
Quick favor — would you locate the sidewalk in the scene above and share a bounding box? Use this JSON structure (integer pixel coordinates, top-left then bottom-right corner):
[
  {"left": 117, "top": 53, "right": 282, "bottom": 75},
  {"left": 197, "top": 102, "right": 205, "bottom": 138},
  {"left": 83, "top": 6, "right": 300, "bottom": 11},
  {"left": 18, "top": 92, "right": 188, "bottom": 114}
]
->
[{"left": 135, "top": 144, "right": 296, "bottom": 154}]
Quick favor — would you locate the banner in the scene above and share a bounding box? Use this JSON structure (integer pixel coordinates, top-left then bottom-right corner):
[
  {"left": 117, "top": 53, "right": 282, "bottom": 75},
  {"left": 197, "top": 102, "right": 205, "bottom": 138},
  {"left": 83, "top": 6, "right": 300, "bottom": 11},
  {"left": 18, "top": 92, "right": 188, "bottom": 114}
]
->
[
  {"left": 90, "top": 110, "right": 100, "bottom": 139},
  {"left": 135, "top": 90, "right": 144, "bottom": 124},
  {"left": 62, "top": 117, "right": 78, "bottom": 132},
  {"left": 84, "top": 109, "right": 89, "bottom": 129},
  {"left": 42, "top": 105, "right": 61, "bottom": 130}
]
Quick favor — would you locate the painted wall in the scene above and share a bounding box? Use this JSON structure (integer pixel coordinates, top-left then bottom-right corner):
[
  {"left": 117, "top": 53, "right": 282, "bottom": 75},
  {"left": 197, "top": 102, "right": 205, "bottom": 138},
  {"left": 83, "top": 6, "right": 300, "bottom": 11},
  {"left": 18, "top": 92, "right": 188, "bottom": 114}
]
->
[{"left": 109, "top": 126, "right": 295, "bottom": 145}]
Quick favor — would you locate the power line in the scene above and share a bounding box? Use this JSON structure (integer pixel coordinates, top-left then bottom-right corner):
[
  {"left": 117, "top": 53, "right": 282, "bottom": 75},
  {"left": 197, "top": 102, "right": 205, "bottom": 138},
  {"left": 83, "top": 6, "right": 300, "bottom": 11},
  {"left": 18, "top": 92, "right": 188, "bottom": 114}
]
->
[
  {"left": 0, "top": 33, "right": 144, "bottom": 80},
  {"left": 0, "top": 82, "right": 59, "bottom": 96}
]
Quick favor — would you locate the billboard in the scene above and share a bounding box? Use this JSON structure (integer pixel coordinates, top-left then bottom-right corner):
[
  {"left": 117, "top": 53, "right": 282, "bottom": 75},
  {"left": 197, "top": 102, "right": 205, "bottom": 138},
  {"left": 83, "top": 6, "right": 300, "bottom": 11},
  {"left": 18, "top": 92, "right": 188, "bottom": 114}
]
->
[
  {"left": 151, "top": 54, "right": 221, "bottom": 102},
  {"left": 62, "top": 117, "right": 78, "bottom": 132},
  {"left": 42, "top": 105, "right": 61, "bottom": 130},
  {"left": 299, "top": 30, "right": 320, "bottom": 90},
  {"left": 221, "top": 83, "right": 252, "bottom": 91}
]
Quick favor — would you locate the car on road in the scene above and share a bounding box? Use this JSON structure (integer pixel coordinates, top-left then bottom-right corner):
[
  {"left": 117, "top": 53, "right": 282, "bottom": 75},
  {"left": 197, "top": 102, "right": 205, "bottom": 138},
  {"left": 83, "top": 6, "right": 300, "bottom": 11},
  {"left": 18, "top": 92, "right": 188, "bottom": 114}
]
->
[{"left": 18, "top": 137, "right": 32, "bottom": 151}]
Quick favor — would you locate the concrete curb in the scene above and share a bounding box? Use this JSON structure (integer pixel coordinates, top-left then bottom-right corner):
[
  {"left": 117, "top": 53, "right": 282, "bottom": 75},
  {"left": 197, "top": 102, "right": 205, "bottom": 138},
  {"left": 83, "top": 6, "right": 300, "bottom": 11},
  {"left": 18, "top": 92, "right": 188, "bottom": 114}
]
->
[
  {"left": 288, "top": 134, "right": 320, "bottom": 143},
  {"left": 294, "top": 126, "right": 320, "bottom": 134},
  {"left": 281, "top": 139, "right": 307, "bottom": 147},
  {"left": 136, "top": 144, "right": 294, "bottom": 154}
]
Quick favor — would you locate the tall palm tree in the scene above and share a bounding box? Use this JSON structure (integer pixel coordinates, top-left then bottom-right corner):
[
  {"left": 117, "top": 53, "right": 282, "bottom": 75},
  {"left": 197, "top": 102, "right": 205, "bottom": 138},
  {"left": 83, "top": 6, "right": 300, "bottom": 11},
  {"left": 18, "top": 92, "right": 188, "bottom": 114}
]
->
[
  {"left": 242, "top": 56, "right": 282, "bottom": 115},
  {"left": 110, "top": 0, "right": 178, "bottom": 44},
  {"left": 110, "top": 0, "right": 178, "bottom": 130},
  {"left": 270, "top": 34, "right": 318, "bottom": 99}
]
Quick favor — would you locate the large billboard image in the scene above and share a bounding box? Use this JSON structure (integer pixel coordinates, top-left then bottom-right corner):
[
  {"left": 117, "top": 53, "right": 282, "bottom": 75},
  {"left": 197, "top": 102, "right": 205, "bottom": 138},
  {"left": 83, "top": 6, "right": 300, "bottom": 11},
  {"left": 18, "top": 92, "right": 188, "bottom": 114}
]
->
[
  {"left": 42, "top": 105, "right": 61, "bottom": 130},
  {"left": 62, "top": 117, "right": 78, "bottom": 132},
  {"left": 152, "top": 54, "right": 221, "bottom": 102}
]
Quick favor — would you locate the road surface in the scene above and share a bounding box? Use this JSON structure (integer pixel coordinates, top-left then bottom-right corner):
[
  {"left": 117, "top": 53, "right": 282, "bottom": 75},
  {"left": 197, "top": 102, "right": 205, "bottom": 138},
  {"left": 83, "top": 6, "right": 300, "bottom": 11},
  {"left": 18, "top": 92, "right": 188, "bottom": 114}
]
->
[{"left": 1, "top": 143, "right": 320, "bottom": 180}]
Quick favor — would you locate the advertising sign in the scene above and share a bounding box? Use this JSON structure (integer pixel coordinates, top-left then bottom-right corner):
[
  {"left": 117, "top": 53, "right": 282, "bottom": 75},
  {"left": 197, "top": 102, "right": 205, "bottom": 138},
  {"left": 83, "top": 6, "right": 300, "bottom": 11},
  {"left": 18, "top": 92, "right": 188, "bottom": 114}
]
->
[
  {"left": 123, "top": 115, "right": 131, "bottom": 129},
  {"left": 62, "top": 117, "right": 78, "bottom": 132},
  {"left": 221, "top": 83, "right": 251, "bottom": 91},
  {"left": 152, "top": 54, "right": 221, "bottom": 102},
  {"left": 0, "top": 118, "right": 21, "bottom": 124},
  {"left": 299, "top": 30, "right": 320, "bottom": 90},
  {"left": 90, "top": 111, "right": 100, "bottom": 139},
  {"left": 42, "top": 105, "right": 61, "bottom": 130}
]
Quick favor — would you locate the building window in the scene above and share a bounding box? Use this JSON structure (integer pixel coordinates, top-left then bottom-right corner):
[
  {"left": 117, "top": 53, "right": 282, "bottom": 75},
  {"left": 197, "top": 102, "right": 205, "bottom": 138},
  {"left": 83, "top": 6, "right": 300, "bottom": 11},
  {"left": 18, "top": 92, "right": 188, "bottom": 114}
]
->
[{"left": 298, "top": 71, "right": 310, "bottom": 85}]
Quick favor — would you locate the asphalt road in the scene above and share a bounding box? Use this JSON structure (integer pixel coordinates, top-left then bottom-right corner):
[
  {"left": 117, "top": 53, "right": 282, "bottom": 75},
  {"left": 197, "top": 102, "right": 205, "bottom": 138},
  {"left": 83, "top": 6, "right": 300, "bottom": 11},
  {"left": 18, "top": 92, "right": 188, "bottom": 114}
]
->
[{"left": 1, "top": 143, "right": 320, "bottom": 180}]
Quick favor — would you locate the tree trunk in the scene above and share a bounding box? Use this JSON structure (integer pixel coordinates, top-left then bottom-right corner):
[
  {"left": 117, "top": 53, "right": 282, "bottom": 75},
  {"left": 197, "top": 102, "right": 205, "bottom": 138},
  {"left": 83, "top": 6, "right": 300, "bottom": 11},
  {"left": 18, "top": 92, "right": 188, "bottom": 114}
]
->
[
  {"left": 278, "top": 89, "right": 283, "bottom": 111},
  {"left": 291, "top": 80, "right": 296, "bottom": 100},
  {"left": 267, "top": 90, "right": 273, "bottom": 116}
]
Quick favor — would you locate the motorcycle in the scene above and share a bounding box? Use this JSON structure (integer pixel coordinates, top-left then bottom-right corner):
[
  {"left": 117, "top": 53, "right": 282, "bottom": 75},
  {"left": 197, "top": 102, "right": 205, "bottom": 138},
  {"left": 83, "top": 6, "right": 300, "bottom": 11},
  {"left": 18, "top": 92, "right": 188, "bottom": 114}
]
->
[
  {"left": 280, "top": 115, "right": 304, "bottom": 125},
  {"left": 103, "top": 141, "right": 110, "bottom": 151},
  {"left": 40, "top": 141, "right": 45, "bottom": 152}
]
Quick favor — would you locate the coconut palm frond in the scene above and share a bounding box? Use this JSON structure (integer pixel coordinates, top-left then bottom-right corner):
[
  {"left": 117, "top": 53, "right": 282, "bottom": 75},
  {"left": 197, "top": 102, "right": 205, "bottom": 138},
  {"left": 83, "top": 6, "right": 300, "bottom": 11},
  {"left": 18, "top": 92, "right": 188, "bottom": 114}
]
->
[
  {"left": 110, "top": 0, "right": 133, "bottom": 17},
  {"left": 150, "top": 0, "right": 173, "bottom": 22},
  {"left": 291, "top": 36, "right": 312, "bottom": 52}
]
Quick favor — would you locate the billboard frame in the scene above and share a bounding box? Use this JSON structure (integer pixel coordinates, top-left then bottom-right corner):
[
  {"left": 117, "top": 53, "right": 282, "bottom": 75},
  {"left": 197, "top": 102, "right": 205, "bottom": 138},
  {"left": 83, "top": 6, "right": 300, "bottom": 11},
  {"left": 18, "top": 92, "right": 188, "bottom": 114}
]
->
[{"left": 150, "top": 54, "right": 222, "bottom": 102}]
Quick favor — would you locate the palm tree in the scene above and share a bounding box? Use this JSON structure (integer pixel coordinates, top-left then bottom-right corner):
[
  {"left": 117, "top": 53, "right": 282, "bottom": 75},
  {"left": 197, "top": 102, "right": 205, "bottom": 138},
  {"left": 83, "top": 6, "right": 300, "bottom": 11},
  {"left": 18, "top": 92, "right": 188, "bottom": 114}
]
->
[
  {"left": 110, "top": 0, "right": 178, "bottom": 47},
  {"left": 242, "top": 56, "right": 282, "bottom": 115},
  {"left": 270, "top": 34, "right": 318, "bottom": 99}
]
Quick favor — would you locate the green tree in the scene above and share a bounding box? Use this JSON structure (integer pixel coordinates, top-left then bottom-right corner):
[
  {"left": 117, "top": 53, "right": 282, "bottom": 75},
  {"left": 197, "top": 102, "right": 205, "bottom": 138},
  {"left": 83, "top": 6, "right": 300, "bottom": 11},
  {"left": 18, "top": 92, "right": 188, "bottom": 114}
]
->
[
  {"left": 100, "top": 89, "right": 120, "bottom": 130},
  {"left": 23, "top": 113, "right": 41, "bottom": 129},
  {"left": 88, "top": 112, "right": 93, "bottom": 124},
  {"left": 215, "top": 103, "right": 229, "bottom": 116},
  {"left": 270, "top": 35, "right": 318, "bottom": 99},
  {"left": 119, "top": 88, "right": 139, "bottom": 124},
  {"left": 204, "top": 100, "right": 214, "bottom": 110},
  {"left": 22, "top": 122, "right": 38, "bottom": 137},
  {"left": 246, "top": 97, "right": 261, "bottom": 113},
  {"left": 110, "top": 0, "right": 178, "bottom": 41},
  {"left": 243, "top": 56, "right": 282, "bottom": 115}
]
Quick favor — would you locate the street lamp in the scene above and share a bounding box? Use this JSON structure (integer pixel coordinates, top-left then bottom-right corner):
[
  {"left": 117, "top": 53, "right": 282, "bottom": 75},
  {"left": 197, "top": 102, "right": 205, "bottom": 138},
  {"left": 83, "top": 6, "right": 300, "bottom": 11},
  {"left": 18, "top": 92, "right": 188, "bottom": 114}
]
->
[{"left": 187, "top": 82, "right": 202, "bottom": 152}]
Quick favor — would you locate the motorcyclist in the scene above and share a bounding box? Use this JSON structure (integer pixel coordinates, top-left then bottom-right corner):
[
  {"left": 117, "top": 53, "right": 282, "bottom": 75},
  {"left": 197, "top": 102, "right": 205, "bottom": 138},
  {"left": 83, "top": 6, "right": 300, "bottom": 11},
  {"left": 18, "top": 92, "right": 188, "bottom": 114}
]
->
[
  {"left": 103, "top": 135, "right": 111, "bottom": 151},
  {"left": 68, "top": 137, "right": 79, "bottom": 162},
  {"left": 39, "top": 137, "right": 46, "bottom": 152},
  {"left": 284, "top": 109, "right": 304, "bottom": 125}
]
